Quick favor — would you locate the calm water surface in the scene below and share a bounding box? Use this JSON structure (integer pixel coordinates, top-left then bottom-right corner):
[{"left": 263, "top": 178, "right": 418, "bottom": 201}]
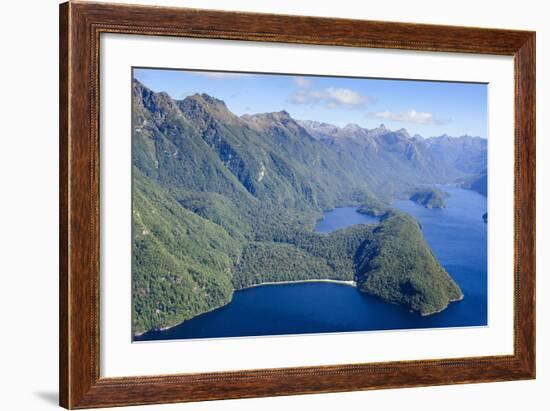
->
[
  {"left": 136, "top": 187, "right": 487, "bottom": 341},
  {"left": 314, "top": 206, "right": 378, "bottom": 232}
]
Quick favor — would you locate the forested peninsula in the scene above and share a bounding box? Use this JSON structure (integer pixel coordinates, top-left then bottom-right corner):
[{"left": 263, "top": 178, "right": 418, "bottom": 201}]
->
[{"left": 409, "top": 187, "right": 449, "bottom": 209}]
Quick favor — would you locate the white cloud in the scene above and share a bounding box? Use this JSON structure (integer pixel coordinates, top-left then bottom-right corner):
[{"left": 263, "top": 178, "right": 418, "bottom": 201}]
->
[
  {"left": 293, "top": 76, "right": 312, "bottom": 88},
  {"left": 289, "top": 87, "right": 367, "bottom": 108},
  {"left": 325, "top": 88, "right": 365, "bottom": 106},
  {"left": 370, "top": 109, "right": 449, "bottom": 125}
]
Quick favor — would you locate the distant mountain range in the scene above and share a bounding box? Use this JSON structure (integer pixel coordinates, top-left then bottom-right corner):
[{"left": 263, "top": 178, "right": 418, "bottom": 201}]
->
[
  {"left": 297, "top": 119, "right": 487, "bottom": 198},
  {"left": 298, "top": 119, "right": 487, "bottom": 180},
  {"left": 132, "top": 80, "right": 483, "bottom": 335}
]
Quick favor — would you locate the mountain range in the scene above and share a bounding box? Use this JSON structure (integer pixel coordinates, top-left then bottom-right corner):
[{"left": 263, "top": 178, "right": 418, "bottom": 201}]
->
[{"left": 131, "top": 79, "right": 485, "bottom": 335}]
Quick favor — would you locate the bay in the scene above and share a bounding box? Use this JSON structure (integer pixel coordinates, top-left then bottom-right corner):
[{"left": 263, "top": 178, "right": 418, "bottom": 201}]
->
[{"left": 314, "top": 206, "right": 378, "bottom": 233}]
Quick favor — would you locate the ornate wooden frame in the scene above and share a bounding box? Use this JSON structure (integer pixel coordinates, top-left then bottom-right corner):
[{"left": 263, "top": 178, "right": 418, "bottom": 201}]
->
[{"left": 59, "top": 1, "right": 536, "bottom": 408}]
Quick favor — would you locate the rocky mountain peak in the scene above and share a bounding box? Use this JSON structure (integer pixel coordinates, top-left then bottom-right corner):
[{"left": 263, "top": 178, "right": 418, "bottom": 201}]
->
[
  {"left": 133, "top": 79, "right": 182, "bottom": 120},
  {"left": 396, "top": 128, "right": 411, "bottom": 139},
  {"left": 241, "top": 110, "right": 299, "bottom": 132},
  {"left": 178, "top": 92, "right": 238, "bottom": 124},
  {"left": 343, "top": 123, "right": 362, "bottom": 132},
  {"left": 185, "top": 93, "right": 228, "bottom": 110}
]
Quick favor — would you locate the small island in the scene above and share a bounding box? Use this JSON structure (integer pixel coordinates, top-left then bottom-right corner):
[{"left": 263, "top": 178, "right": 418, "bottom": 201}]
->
[
  {"left": 357, "top": 196, "right": 389, "bottom": 217},
  {"left": 409, "top": 187, "right": 449, "bottom": 209}
]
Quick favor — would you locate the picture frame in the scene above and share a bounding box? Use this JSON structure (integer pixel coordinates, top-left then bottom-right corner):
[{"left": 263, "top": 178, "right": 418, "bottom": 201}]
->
[{"left": 59, "top": 1, "right": 535, "bottom": 409}]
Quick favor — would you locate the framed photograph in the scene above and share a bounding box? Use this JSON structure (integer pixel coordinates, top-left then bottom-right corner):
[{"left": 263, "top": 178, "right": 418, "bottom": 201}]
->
[{"left": 59, "top": 1, "right": 535, "bottom": 409}]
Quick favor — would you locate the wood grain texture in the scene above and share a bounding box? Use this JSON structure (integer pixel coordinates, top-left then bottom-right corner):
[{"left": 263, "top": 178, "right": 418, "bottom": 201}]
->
[
  {"left": 59, "top": 2, "right": 69, "bottom": 407},
  {"left": 59, "top": 1, "right": 536, "bottom": 408}
]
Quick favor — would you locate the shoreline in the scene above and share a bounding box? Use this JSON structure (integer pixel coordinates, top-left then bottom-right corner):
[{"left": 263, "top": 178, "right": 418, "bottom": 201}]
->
[
  {"left": 240, "top": 278, "right": 357, "bottom": 290},
  {"left": 134, "top": 300, "right": 230, "bottom": 337},
  {"left": 134, "top": 279, "right": 357, "bottom": 337},
  {"left": 420, "top": 293, "right": 465, "bottom": 316}
]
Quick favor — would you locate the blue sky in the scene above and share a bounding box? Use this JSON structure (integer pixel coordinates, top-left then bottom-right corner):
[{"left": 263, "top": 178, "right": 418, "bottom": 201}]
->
[{"left": 134, "top": 67, "right": 487, "bottom": 138}]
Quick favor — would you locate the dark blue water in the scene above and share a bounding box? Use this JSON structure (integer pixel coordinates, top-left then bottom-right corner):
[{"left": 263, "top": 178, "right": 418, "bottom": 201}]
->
[
  {"left": 135, "top": 189, "right": 487, "bottom": 341},
  {"left": 392, "top": 186, "right": 488, "bottom": 328},
  {"left": 314, "top": 206, "right": 378, "bottom": 232}
]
